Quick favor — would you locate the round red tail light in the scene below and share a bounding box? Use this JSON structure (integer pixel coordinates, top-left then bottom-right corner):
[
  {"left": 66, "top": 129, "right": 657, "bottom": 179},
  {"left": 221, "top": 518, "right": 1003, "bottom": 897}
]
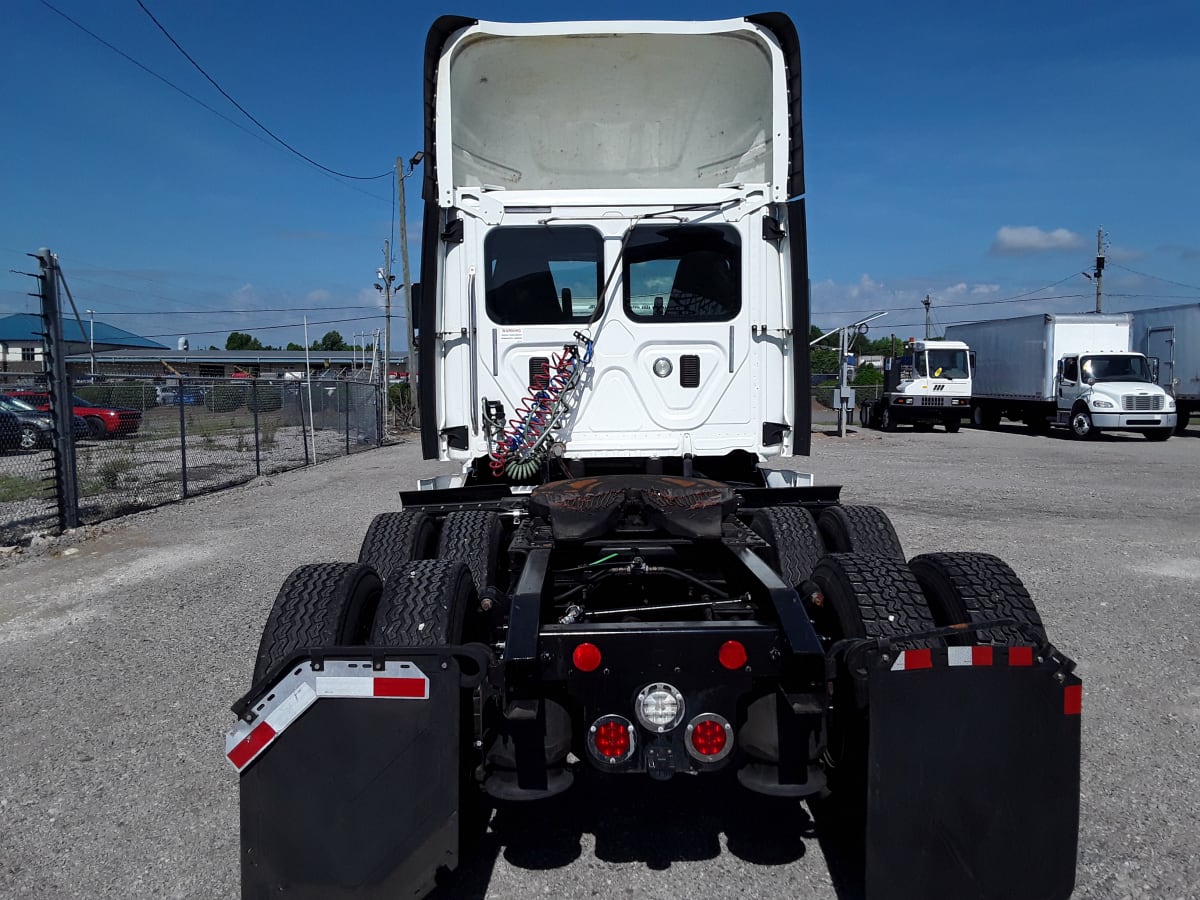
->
[
  {"left": 718, "top": 640, "right": 747, "bottom": 670},
  {"left": 588, "top": 715, "right": 635, "bottom": 765},
  {"left": 572, "top": 642, "right": 602, "bottom": 672},
  {"left": 685, "top": 714, "right": 733, "bottom": 762}
]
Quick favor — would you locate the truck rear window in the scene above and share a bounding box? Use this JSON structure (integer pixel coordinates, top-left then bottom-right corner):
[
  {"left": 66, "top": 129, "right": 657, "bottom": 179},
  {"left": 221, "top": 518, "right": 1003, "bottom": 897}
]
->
[
  {"left": 623, "top": 225, "right": 741, "bottom": 322},
  {"left": 485, "top": 226, "right": 602, "bottom": 325}
]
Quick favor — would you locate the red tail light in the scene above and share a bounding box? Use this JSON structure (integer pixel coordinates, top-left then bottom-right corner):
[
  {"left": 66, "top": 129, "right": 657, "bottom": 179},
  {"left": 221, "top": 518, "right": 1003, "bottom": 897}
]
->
[
  {"left": 572, "top": 642, "right": 602, "bottom": 672},
  {"left": 685, "top": 714, "right": 733, "bottom": 762},
  {"left": 718, "top": 640, "right": 747, "bottom": 670},
  {"left": 588, "top": 715, "right": 635, "bottom": 765}
]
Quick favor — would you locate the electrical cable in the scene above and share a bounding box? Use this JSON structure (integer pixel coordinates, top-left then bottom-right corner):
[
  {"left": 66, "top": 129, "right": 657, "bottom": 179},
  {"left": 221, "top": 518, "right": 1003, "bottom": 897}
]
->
[
  {"left": 1111, "top": 264, "right": 1200, "bottom": 293},
  {"left": 135, "top": 0, "right": 391, "bottom": 181}
]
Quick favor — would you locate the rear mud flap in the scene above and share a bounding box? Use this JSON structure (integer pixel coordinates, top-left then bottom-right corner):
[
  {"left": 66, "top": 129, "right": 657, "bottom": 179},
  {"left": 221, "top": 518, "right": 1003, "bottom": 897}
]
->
[
  {"left": 866, "top": 647, "right": 1081, "bottom": 900},
  {"left": 228, "top": 652, "right": 470, "bottom": 900}
]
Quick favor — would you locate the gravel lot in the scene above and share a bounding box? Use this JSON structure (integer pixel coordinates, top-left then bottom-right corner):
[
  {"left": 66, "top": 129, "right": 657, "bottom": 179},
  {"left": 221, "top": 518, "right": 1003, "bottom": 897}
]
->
[{"left": 1, "top": 425, "right": 1197, "bottom": 899}]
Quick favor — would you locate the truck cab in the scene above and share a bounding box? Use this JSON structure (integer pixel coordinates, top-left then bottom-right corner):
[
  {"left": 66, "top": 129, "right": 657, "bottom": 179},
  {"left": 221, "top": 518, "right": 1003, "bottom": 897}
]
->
[
  {"left": 861, "top": 339, "right": 972, "bottom": 432},
  {"left": 1056, "top": 351, "right": 1175, "bottom": 439}
]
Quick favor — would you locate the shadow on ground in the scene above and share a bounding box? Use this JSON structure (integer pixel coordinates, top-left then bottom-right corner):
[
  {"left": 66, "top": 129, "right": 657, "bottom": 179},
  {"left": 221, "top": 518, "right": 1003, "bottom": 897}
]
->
[{"left": 429, "top": 770, "right": 867, "bottom": 899}]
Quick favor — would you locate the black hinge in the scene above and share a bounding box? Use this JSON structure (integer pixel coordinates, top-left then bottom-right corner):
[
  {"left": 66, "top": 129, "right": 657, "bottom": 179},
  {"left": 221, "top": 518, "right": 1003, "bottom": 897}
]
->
[
  {"left": 762, "top": 216, "right": 786, "bottom": 242},
  {"left": 441, "top": 218, "right": 464, "bottom": 244},
  {"left": 762, "top": 421, "right": 789, "bottom": 445},
  {"left": 441, "top": 425, "right": 468, "bottom": 450},
  {"left": 680, "top": 355, "right": 700, "bottom": 388}
]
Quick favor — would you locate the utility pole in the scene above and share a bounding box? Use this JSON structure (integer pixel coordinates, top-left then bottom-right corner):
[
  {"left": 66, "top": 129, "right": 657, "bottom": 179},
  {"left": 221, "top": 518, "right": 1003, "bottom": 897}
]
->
[
  {"left": 923, "top": 294, "right": 932, "bottom": 340},
  {"left": 1093, "top": 227, "right": 1105, "bottom": 313},
  {"left": 378, "top": 242, "right": 393, "bottom": 391}
]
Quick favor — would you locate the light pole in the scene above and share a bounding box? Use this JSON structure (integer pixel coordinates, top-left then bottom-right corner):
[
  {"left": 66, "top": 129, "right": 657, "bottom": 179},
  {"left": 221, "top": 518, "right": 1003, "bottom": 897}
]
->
[{"left": 86, "top": 309, "right": 95, "bottom": 375}]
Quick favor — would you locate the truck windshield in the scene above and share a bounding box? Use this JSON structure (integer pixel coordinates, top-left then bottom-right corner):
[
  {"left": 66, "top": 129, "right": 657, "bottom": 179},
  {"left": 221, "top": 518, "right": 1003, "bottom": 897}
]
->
[
  {"left": 1081, "top": 355, "right": 1152, "bottom": 383},
  {"left": 484, "top": 226, "right": 603, "bottom": 325},
  {"left": 623, "top": 225, "right": 741, "bottom": 322},
  {"left": 926, "top": 349, "right": 970, "bottom": 380}
]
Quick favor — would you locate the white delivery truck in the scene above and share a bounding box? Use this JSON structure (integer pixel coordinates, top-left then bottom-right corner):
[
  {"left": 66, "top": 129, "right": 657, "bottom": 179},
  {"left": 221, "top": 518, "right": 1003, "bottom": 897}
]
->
[
  {"left": 1132, "top": 302, "right": 1200, "bottom": 435},
  {"left": 857, "top": 338, "right": 973, "bottom": 432},
  {"left": 944, "top": 312, "right": 1176, "bottom": 440}
]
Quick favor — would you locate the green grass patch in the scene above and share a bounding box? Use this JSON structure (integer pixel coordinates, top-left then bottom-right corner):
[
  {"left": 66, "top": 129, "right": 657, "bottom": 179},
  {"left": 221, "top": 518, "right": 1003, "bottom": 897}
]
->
[{"left": 0, "top": 473, "right": 48, "bottom": 502}]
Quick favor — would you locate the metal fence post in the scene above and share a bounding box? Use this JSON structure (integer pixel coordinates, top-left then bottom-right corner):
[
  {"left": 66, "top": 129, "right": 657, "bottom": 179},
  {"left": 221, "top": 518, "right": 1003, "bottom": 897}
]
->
[
  {"left": 300, "top": 389, "right": 310, "bottom": 465},
  {"left": 36, "top": 249, "right": 81, "bottom": 530},
  {"left": 251, "top": 379, "right": 261, "bottom": 476},
  {"left": 178, "top": 376, "right": 189, "bottom": 499},
  {"left": 344, "top": 386, "right": 351, "bottom": 455}
]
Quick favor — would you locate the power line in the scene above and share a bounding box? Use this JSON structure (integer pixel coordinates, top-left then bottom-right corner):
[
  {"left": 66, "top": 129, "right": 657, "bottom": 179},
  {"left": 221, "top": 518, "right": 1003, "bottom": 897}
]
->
[
  {"left": 101, "top": 305, "right": 383, "bottom": 316},
  {"left": 37, "top": 1, "right": 390, "bottom": 204},
  {"left": 135, "top": 0, "right": 392, "bottom": 181},
  {"left": 141, "top": 313, "right": 391, "bottom": 340},
  {"left": 1112, "top": 263, "right": 1200, "bottom": 293}
]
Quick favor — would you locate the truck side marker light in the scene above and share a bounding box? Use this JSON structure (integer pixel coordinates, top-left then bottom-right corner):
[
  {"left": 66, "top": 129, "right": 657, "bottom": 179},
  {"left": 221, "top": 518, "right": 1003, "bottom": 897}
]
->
[
  {"left": 226, "top": 660, "right": 430, "bottom": 772},
  {"left": 589, "top": 715, "right": 635, "bottom": 764},
  {"left": 718, "top": 640, "right": 747, "bottom": 670},
  {"left": 573, "top": 642, "right": 602, "bottom": 673},
  {"left": 685, "top": 713, "right": 733, "bottom": 762}
]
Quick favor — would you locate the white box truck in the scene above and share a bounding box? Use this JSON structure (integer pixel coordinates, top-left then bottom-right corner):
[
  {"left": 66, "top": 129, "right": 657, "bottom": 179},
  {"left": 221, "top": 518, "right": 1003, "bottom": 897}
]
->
[
  {"left": 944, "top": 313, "right": 1176, "bottom": 440},
  {"left": 1132, "top": 302, "right": 1200, "bottom": 434}
]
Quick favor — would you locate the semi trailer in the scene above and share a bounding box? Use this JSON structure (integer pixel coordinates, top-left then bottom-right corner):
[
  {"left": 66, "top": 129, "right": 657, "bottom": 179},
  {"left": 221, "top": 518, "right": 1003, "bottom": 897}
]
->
[
  {"left": 944, "top": 312, "right": 1176, "bottom": 439},
  {"left": 1132, "top": 302, "right": 1200, "bottom": 434},
  {"left": 226, "top": 15, "right": 1083, "bottom": 900},
  {"left": 857, "top": 338, "right": 972, "bottom": 432}
]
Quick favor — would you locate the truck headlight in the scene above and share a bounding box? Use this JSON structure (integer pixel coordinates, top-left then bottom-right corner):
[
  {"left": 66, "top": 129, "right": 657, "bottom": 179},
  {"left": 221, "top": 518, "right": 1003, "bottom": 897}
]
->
[
  {"left": 1166, "top": 399, "right": 1176, "bottom": 410},
  {"left": 1091, "top": 398, "right": 1114, "bottom": 409}
]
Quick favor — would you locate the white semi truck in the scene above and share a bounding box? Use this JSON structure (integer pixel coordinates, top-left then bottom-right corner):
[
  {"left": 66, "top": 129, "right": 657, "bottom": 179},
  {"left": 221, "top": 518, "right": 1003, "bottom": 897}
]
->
[
  {"left": 857, "top": 338, "right": 973, "bottom": 432},
  {"left": 944, "top": 312, "right": 1176, "bottom": 440},
  {"left": 227, "top": 15, "right": 1082, "bottom": 900},
  {"left": 1132, "top": 302, "right": 1200, "bottom": 435}
]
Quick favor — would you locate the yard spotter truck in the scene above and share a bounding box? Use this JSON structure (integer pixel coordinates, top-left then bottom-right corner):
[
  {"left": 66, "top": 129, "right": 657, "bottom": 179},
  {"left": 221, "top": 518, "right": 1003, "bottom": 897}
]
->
[
  {"left": 226, "top": 15, "right": 1082, "bottom": 899},
  {"left": 944, "top": 312, "right": 1176, "bottom": 440},
  {"left": 856, "top": 339, "right": 973, "bottom": 432}
]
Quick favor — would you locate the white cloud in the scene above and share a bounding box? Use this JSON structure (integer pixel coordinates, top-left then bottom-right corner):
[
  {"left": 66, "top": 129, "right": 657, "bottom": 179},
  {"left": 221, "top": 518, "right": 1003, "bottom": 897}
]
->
[
  {"left": 971, "top": 284, "right": 1001, "bottom": 295},
  {"left": 990, "top": 226, "right": 1083, "bottom": 255}
]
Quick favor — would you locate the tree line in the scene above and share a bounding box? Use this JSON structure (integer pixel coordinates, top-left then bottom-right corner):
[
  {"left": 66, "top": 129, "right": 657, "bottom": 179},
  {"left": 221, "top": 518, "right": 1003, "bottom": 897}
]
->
[{"left": 217, "top": 330, "right": 362, "bottom": 352}]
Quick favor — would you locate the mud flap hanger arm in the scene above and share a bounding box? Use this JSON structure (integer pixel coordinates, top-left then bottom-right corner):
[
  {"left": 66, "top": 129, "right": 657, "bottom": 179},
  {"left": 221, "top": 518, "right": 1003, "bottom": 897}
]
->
[{"left": 230, "top": 643, "right": 495, "bottom": 724}]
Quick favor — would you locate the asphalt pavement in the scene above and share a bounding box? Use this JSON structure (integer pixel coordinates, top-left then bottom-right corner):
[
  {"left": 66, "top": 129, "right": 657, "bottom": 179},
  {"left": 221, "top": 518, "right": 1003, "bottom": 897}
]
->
[{"left": 1, "top": 424, "right": 1197, "bottom": 899}]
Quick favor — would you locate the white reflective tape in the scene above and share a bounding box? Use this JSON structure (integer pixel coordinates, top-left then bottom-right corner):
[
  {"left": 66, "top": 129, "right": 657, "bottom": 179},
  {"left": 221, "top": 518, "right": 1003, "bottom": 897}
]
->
[
  {"left": 315, "top": 676, "right": 374, "bottom": 697},
  {"left": 890, "top": 653, "right": 907, "bottom": 671},
  {"left": 948, "top": 646, "right": 974, "bottom": 667},
  {"left": 264, "top": 681, "right": 317, "bottom": 731}
]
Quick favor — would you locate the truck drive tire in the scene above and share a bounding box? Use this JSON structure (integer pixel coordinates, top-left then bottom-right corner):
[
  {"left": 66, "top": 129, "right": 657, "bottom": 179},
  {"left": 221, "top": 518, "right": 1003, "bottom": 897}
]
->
[
  {"left": 811, "top": 553, "right": 940, "bottom": 807},
  {"left": 252, "top": 562, "right": 383, "bottom": 686},
  {"left": 749, "top": 506, "right": 824, "bottom": 586},
  {"left": 812, "top": 553, "right": 939, "bottom": 645},
  {"left": 358, "top": 510, "right": 436, "bottom": 582},
  {"left": 909, "top": 552, "right": 1047, "bottom": 646},
  {"left": 818, "top": 505, "right": 905, "bottom": 560},
  {"left": 368, "top": 558, "right": 475, "bottom": 646},
  {"left": 437, "top": 510, "right": 505, "bottom": 595},
  {"left": 858, "top": 402, "right": 871, "bottom": 429}
]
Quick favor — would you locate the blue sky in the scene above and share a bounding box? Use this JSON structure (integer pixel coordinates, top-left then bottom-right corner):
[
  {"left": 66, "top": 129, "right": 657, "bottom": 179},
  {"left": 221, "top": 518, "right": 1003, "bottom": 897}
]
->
[{"left": 2, "top": 0, "right": 1198, "bottom": 349}]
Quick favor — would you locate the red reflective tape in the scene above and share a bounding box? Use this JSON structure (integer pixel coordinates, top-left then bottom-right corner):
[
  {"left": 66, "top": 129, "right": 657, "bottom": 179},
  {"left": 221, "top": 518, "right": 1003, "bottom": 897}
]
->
[
  {"left": 1008, "top": 646, "right": 1034, "bottom": 667},
  {"left": 1063, "top": 684, "right": 1083, "bottom": 716},
  {"left": 972, "top": 645, "right": 994, "bottom": 667},
  {"left": 373, "top": 677, "right": 426, "bottom": 698},
  {"left": 227, "top": 721, "right": 276, "bottom": 770},
  {"left": 905, "top": 648, "right": 933, "bottom": 670}
]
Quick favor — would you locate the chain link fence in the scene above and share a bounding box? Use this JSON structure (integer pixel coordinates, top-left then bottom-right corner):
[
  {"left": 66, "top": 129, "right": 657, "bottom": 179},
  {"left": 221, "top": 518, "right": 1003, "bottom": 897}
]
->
[{"left": 0, "top": 375, "right": 383, "bottom": 545}]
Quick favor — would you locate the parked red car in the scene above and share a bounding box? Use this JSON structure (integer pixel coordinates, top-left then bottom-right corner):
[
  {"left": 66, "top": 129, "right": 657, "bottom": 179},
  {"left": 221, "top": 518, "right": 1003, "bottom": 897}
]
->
[{"left": 3, "top": 391, "right": 141, "bottom": 439}]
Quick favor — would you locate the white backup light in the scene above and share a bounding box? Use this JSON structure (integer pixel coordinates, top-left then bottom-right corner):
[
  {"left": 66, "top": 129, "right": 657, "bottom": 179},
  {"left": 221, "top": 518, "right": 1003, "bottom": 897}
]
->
[{"left": 635, "top": 683, "right": 685, "bottom": 732}]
